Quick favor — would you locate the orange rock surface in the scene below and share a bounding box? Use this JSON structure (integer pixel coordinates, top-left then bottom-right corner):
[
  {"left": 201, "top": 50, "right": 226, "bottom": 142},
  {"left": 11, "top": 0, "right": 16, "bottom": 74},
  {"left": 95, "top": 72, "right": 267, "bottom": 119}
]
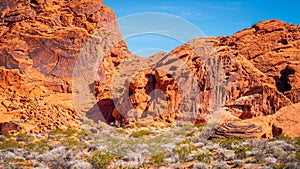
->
[
  {"left": 0, "top": 0, "right": 299, "bottom": 138},
  {"left": 0, "top": 0, "right": 129, "bottom": 134}
]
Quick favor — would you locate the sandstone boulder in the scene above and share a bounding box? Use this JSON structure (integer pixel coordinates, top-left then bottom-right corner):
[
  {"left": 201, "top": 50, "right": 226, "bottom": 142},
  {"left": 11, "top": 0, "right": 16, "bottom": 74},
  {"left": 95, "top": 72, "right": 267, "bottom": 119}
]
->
[{"left": 210, "top": 121, "right": 263, "bottom": 139}]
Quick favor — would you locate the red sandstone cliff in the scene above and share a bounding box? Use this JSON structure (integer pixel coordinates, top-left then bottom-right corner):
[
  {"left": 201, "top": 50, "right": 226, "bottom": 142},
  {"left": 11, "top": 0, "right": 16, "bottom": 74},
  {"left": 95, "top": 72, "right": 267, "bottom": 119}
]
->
[
  {"left": 0, "top": 0, "right": 130, "bottom": 134},
  {"left": 0, "top": 1, "right": 299, "bottom": 138}
]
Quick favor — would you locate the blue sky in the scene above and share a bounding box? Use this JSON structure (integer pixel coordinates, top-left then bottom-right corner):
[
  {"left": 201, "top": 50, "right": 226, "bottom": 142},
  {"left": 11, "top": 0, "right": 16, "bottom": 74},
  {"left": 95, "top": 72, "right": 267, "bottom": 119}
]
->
[{"left": 105, "top": 0, "right": 300, "bottom": 57}]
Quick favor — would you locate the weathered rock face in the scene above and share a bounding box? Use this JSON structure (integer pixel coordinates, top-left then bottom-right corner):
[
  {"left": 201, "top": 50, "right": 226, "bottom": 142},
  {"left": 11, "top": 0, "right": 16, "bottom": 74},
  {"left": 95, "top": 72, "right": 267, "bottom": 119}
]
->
[
  {"left": 0, "top": 0, "right": 128, "bottom": 91},
  {"left": 95, "top": 19, "right": 300, "bottom": 138},
  {"left": 220, "top": 19, "right": 300, "bottom": 106},
  {"left": 271, "top": 103, "right": 300, "bottom": 138},
  {"left": 205, "top": 20, "right": 300, "bottom": 139},
  {"left": 0, "top": 67, "right": 79, "bottom": 134},
  {"left": 113, "top": 68, "right": 181, "bottom": 126},
  {"left": 0, "top": 0, "right": 130, "bottom": 134},
  {"left": 0, "top": 0, "right": 299, "bottom": 139}
]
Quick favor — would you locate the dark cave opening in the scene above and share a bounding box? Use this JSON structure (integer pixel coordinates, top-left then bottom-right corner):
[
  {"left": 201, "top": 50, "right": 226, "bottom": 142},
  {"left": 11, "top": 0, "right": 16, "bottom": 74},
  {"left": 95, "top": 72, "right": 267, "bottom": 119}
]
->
[
  {"left": 30, "top": 0, "right": 39, "bottom": 5},
  {"left": 275, "top": 66, "right": 295, "bottom": 93}
]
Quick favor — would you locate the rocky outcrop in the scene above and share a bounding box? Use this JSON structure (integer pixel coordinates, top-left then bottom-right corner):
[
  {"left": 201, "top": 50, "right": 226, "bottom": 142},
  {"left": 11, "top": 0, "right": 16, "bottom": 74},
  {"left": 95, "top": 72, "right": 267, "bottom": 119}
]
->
[
  {"left": 94, "top": 19, "right": 300, "bottom": 139},
  {"left": 0, "top": 0, "right": 299, "bottom": 139},
  {"left": 112, "top": 68, "right": 181, "bottom": 126},
  {"left": 213, "top": 20, "right": 300, "bottom": 138},
  {"left": 0, "top": 0, "right": 130, "bottom": 133},
  {"left": 220, "top": 20, "right": 300, "bottom": 105},
  {"left": 271, "top": 102, "right": 300, "bottom": 138},
  {"left": 0, "top": 0, "right": 129, "bottom": 91},
  {"left": 0, "top": 122, "right": 23, "bottom": 135},
  {"left": 0, "top": 67, "right": 79, "bottom": 134}
]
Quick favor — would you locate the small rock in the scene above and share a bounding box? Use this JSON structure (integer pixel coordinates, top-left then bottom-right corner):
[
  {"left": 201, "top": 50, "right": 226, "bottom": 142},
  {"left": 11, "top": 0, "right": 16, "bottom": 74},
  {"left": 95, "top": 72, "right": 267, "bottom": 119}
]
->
[
  {"left": 216, "top": 161, "right": 230, "bottom": 169},
  {"left": 233, "top": 159, "right": 244, "bottom": 167},
  {"left": 70, "top": 161, "right": 93, "bottom": 169},
  {"left": 244, "top": 164, "right": 254, "bottom": 169},
  {"left": 193, "top": 162, "right": 208, "bottom": 169},
  {"left": 170, "top": 164, "right": 180, "bottom": 169},
  {"left": 16, "top": 136, "right": 26, "bottom": 142},
  {"left": 163, "top": 157, "right": 176, "bottom": 164},
  {"left": 122, "top": 156, "right": 130, "bottom": 162},
  {"left": 90, "top": 128, "right": 98, "bottom": 134},
  {"left": 246, "top": 149, "right": 260, "bottom": 156},
  {"left": 0, "top": 135, "right": 6, "bottom": 141},
  {"left": 195, "top": 142, "right": 205, "bottom": 148},
  {"left": 224, "top": 151, "right": 235, "bottom": 161},
  {"left": 31, "top": 160, "right": 40, "bottom": 167},
  {"left": 264, "top": 157, "right": 277, "bottom": 165}
]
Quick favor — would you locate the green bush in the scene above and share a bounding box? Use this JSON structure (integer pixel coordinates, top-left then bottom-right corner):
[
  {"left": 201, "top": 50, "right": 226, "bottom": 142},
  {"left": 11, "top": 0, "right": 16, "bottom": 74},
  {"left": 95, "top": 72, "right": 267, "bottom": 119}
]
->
[
  {"left": 130, "top": 129, "right": 154, "bottom": 138},
  {"left": 296, "top": 149, "right": 300, "bottom": 161},
  {"left": 234, "top": 146, "right": 251, "bottom": 159},
  {"left": 88, "top": 150, "right": 114, "bottom": 169},
  {"left": 115, "top": 128, "right": 126, "bottom": 135},
  {"left": 0, "top": 139, "right": 22, "bottom": 149},
  {"left": 174, "top": 140, "right": 196, "bottom": 162},
  {"left": 195, "top": 152, "right": 211, "bottom": 163},
  {"left": 49, "top": 128, "right": 65, "bottom": 135},
  {"left": 63, "top": 129, "right": 78, "bottom": 136},
  {"left": 213, "top": 137, "right": 242, "bottom": 148},
  {"left": 16, "top": 133, "right": 34, "bottom": 142},
  {"left": 49, "top": 128, "right": 78, "bottom": 136},
  {"left": 273, "top": 163, "right": 286, "bottom": 169},
  {"left": 276, "top": 134, "right": 293, "bottom": 142},
  {"left": 62, "top": 138, "right": 87, "bottom": 150},
  {"left": 26, "top": 139, "right": 49, "bottom": 153},
  {"left": 149, "top": 152, "right": 167, "bottom": 166},
  {"left": 294, "top": 137, "right": 300, "bottom": 146}
]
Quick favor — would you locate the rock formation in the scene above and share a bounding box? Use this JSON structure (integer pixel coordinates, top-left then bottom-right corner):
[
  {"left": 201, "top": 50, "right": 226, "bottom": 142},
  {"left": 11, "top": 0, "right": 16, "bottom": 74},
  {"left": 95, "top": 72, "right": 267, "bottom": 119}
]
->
[
  {"left": 210, "top": 20, "right": 300, "bottom": 138},
  {"left": 0, "top": 0, "right": 130, "bottom": 134},
  {"left": 0, "top": 0, "right": 299, "bottom": 138},
  {"left": 209, "top": 121, "right": 263, "bottom": 139},
  {"left": 96, "top": 19, "right": 300, "bottom": 138}
]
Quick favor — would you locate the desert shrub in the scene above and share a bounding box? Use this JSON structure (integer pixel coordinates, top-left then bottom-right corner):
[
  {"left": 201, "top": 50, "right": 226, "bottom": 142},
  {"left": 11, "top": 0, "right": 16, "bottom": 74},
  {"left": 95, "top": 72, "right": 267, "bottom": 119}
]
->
[
  {"left": 115, "top": 128, "right": 126, "bottom": 135},
  {"left": 193, "top": 162, "right": 208, "bottom": 169},
  {"left": 130, "top": 129, "right": 154, "bottom": 138},
  {"left": 215, "top": 161, "right": 230, "bottom": 169},
  {"left": 186, "top": 131, "right": 195, "bottom": 137},
  {"left": 174, "top": 140, "right": 196, "bottom": 162},
  {"left": 234, "top": 146, "right": 251, "bottom": 159},
  {"left": 148, "top": 152, "right": 167, "bottom": 166},
  {"left": 294, "top": 137, "right": 300, "bottom": 146},
  {"left": 296, "top": 149, "right": 300, "bottom": 161},
  {"left": 195, "top": 152, "right": 211, "bottom": 163},
  {"left": 276, "top": 134, "right": 293, "bottom": 142},
  {"left": 16, "top": 133, "right": 34, "bottom": 142},
  {"left": 0, "top": 139, "right": 22, "bottom": 149},
  {"left": 88, "top": 150, "right": 114, "bottom": 169},
  {"left": 194, "top": 124, "right": 204, "bottom": 128},
  {"left": 213, "top": 137, "right": 242, "bottom": 149},
  {"left": 63, "top": 129, "right": 78, "bottom": 136},
  {"left": 26, "top": 139, "right": 49, "bottom": 153},
  {"left": 273, "top": 163, "right": 286, "bottom": 169},
  {"left": 78, "top": 130, "right": 93, "bottom": 140},
  {"left": 49, "top": 128, "right": 78, "bottom": 136},
  {"left": 233, "top": 160, "right": 244, "bottom": 168},
  {"left": 62, "top": 138, "right": 87, "bottom": 150},
  {"left": 49, "top": 128, "right": 65, "bottom": 135}
]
